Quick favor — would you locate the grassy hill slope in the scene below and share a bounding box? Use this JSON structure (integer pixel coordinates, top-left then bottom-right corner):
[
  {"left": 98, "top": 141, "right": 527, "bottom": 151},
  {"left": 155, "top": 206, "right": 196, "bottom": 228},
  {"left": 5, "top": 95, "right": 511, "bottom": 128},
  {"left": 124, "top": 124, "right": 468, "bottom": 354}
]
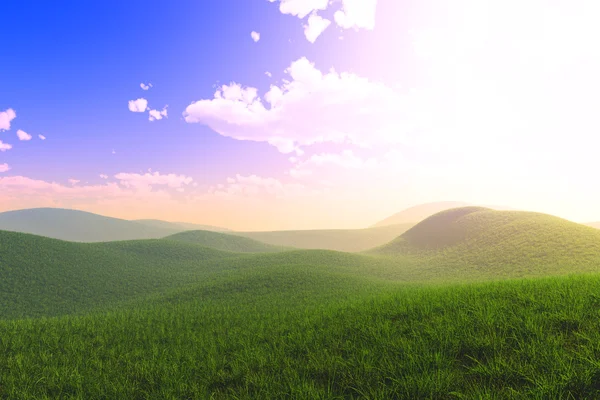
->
[
  {"left": 4, "top": 268, "right": 600, "bottom": 398},
  {"left": 164, "top": 230, "right": 289, "bottom": 253},
  {"left": 0, "top": 208, "right": 183, "bottom": 242},
  {"left": 0, "top": 230, "right": 245, "bottom": 319},
  {"left": 372, "top": 207, "right": 600, "bottom": 276},
  {"left": 235, "top": 223, "right": 414, "bottom": 252}
]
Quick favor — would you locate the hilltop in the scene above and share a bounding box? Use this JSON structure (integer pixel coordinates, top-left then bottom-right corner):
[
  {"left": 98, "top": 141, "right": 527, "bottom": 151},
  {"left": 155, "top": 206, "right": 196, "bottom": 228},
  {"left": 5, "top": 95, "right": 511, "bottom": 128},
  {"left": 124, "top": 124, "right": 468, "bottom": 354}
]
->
[
  {"left": 0, "top": 208, "right": 190, "bottom": 242},
  {"left": 164, "top": 230, "right": 289, "bottom": 253},
  {"left": 372, "top": 207, "right": 600, "bottom": 275},
  {"left": 134, "top": 219, "right": 230, "bottom": 232},
  {"left": 235, "top": 223, "right": 414, "bottom": 252}
]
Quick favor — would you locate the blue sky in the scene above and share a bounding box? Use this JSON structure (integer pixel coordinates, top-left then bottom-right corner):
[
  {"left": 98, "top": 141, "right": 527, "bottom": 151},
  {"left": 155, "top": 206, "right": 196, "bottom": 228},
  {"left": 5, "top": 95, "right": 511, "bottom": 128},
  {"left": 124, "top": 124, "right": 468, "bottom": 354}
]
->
[{"left": 2, "top": 0, "right": 600, "bottom": 230}]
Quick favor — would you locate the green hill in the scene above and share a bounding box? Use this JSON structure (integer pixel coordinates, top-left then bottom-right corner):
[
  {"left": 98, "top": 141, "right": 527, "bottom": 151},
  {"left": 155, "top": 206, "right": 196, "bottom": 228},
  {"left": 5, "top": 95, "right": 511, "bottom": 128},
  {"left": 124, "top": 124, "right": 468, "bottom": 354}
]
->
[
  {"left": 164, "top": 230, "right": 289, "bottom": 253},
  {"left": 372, "top": 207, "right": 600, "bottom": 276},
  {"left": 0, "top": 208, "right": 185, "bottom": 242},
  {"left": 0, "top": 229, "right": 242, "bottom": 319},
  {"left": 235, "top": 223, "right": 414, "bottom": 252},
  {"left": 134, "top": 219, "right": 230, "bottom": 233}
]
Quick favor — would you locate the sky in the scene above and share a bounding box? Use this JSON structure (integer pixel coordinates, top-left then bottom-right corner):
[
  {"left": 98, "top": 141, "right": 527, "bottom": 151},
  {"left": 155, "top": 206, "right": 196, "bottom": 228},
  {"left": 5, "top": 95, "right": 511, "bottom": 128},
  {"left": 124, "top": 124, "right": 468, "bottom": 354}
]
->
[{"left": 2, "top": 0, "right": 600, "bottom": 230}]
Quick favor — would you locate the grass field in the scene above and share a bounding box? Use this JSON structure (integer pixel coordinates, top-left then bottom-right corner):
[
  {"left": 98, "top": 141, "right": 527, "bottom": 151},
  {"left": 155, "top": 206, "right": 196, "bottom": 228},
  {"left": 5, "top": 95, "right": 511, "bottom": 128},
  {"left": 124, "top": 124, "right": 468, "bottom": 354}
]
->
[{"left": 3, "top": 207, "right": 600, "bottom": 398}]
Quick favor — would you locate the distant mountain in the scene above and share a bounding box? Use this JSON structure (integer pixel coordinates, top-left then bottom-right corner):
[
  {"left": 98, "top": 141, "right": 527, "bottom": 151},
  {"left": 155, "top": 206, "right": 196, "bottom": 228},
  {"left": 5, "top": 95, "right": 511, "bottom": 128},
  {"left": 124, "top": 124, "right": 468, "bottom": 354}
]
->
[
  {"left": 372, "top": 201, "right": 513, "bottom": 227},
  {"left": 0, "top": 208, "right": 185, "bottom": 242},
  {"left": 235, "top": 223, "right": 415, "bottom": 252},
  {"left": 134, "top": 219, "right": 231, "bottom": 233}
]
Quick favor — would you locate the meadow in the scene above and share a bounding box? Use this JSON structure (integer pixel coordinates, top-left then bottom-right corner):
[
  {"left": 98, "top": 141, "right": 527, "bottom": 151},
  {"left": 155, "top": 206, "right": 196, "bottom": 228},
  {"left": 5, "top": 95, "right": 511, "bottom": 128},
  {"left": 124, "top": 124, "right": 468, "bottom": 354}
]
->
[{"left": 3, "top": 207, "right": 600, "bottom": 398}]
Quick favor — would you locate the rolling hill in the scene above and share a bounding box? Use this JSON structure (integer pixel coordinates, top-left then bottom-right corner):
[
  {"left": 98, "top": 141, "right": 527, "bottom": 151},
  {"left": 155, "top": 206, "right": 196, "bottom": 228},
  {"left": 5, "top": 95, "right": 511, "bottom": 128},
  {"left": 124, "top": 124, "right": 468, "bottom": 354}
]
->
[
  {"left": 234, "top": 223, "right": 415, "bottom": 252},
  {"left": 371, "top": 207, "right": 600, "bottom": 276},
  {"left": 134, "top": 219, "right": 230, "bottom": 232},
  {"left": 0, "top": 208, "right": 190, "bottom": 242},
  {"left": 164, "top": 229, "right": 289, "bottom": 253},
  {"left": 5, "top": 225, "right": 600, "bottom": 397}
]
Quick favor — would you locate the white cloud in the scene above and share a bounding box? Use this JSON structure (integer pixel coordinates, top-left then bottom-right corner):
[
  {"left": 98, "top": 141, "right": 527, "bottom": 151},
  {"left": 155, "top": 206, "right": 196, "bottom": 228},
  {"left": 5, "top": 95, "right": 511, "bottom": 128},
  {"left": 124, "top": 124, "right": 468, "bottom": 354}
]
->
[
  {"left": 334, "top": 0, "right": 378, "bottom": 30},
  {"left": 268, "top": 0, "right": 328, "bottom": 19},
  {"left": 148, "top": 106, "right": 168, "bottom": 121},
  {"left": 115, "top": 171, "right": 193, "bottom": 190},
  {"left": 0, "top": 141, "right": 12, "bottom": 152},
  {"left": 16, "top": 129, "right": 32, "bottom": 141},
  {"left": 304, "top": 12, "right": 331, "bottom": 43},
  {"left": 0, "top": 108, "right": 16, "bottom": 131},
  {"left": 0, "top": 163, "right": 9, "bottom": 173},
  {"left": 209, "top": 174, "right": 307, "bottom": 198},
  {"left": 99, "top": 174, "right": 108, "bottom": 179},
  {"left": 265, "top": 71, "right": 272, "bottom": 77},
  {"left": 184, "top": 57, "right": 413, "bottom": 153},
  {"left": 68, "top": 178, "right": 80, "bottom": 185},
  {"left": 251, "top": 31, "right": 260, "bottom": 42},
  {"left": 140, "top": 83, "right": 153, "bottom": 90},
  {"left": 128, "top": 98, "right": 148, "bottom": 112},
  {"left": 38, "top": 134, "right": 46, "bottom": 140},
  {"left": 268, "top": 0, "right": 377, "bottom": 31}
]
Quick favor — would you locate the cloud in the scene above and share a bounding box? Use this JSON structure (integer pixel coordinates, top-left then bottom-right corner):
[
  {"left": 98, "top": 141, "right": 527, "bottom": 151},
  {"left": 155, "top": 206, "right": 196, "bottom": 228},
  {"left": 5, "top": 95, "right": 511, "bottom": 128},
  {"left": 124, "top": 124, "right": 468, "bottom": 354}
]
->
[
  {"left": 0, "top": 108, "right": 16, "bottom": 131},
  {"left": 112, "top": 149, "right": 116, "bottom": 154},
  {"left": 0, "top": 163, "right": 9, "bottom": 173},
  {"left": 148, "top": 106, "right": 168, "bottom": 121},
  {"left": 268, "top": 0, "right": 328, "bottom": 19},
  {"left": 251, "top": 31, "right": 260, "bottom": 42},
  {"left": 38, "top": 134, "right": 46, "bottom": 140},
  {"left": 0, "top": 140, "right": 12, "bottom": 152},
  {"left": 265, "top": 71, "right": 272, "bottom": 77},
  {"left": 184, "top": 57, "right": 413, "bottom": 153},
  {"left": 128, "top": 98, "right": 148, "bottom": 112},
  {"left": 68, "top": 178, "right": 80, "bottom": 185},
  {"left": 115, "top": 171, "right": 193, "bottom": 190},
  {"left": 334, "top": 0, "right": 378, "bottom": 30},
  {"left": 140, "top": 83, "right": 153, "bottom": 90},
  {"left": 209, "top": 174, "right": 307, "bottom": 198},
  {"left": 304, "top": 12, "right": 331, "bottom": 43},
  {"left": 99, "top": 174, "right": 108, "bottom": 179},
  {"left": 268, "top": 0, "right": 377, "bottom": 33},
  {"left": 16, "top": 129, "right": 32, "bottom": 141}
]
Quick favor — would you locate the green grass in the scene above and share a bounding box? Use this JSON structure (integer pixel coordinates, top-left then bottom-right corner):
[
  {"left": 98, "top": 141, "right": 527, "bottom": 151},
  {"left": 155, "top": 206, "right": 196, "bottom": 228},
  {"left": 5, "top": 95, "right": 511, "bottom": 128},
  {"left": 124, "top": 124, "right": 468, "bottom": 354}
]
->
[
  {"left": 164, "top": 229, "right": 290, "bottom": 253},
  {"left": 4, "top": 206, "right": 600, "bottom": 398},
  {"left": 235, "top": 223, "right": 414, "bottom": 252},
  {"left": 5, "top": 272, "right": 600, "bottom": 398}
]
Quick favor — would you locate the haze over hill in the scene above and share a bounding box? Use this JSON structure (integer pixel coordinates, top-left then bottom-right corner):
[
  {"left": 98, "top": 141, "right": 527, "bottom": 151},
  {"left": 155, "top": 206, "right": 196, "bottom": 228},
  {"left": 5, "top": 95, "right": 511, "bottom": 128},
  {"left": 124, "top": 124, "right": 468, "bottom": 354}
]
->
[
  {"left": 164, "top": 230, "right": 289, "bottom": 253},
  {"left": 134, "top": 219, "right": 231, "bottom": 233},
  {"left": 0, "top": 208, "right": 227, "bottom": 242},
  {"left": 235, "top": 223, "right": 415, "bottom": 252},
  {"left": 371, "top": 201, "right": 515, "bottom": 228}
]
